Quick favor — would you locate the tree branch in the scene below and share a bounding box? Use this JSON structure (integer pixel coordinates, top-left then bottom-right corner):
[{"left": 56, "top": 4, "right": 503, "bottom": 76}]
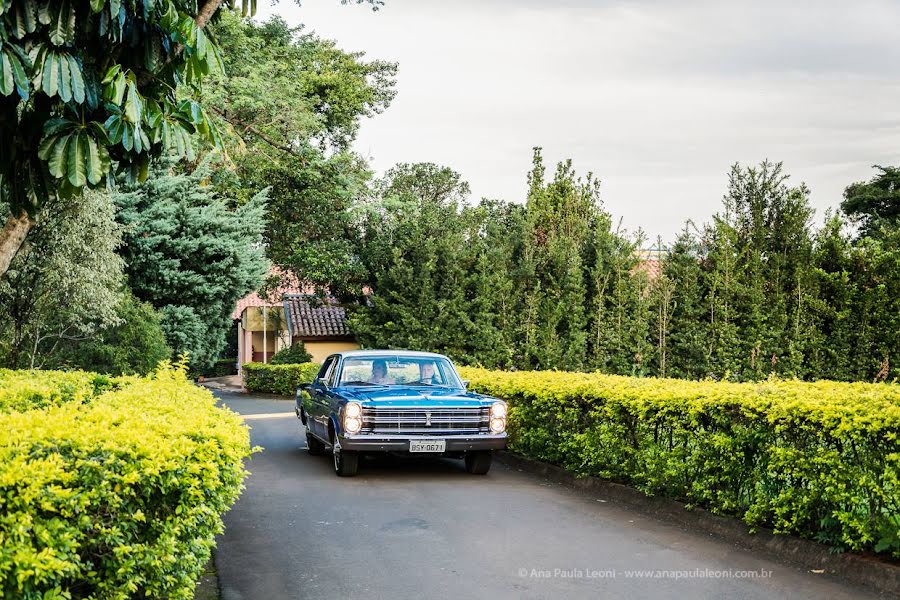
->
[
  {"left": 211, "top": 107, "right": 302, "bottom": 157},
  {"left": 0, "top": 211, "right": 35, "bottom": 279}
]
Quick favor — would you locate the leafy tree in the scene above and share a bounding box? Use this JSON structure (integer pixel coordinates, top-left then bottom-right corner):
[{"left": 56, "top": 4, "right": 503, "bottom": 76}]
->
[
  {"left": 658, "top": 228, "right": 710, "bottom": 378},
  {"left": 0, "top": 190, "right": 123, "bottom": 368},
  {"left": 841, "top": 166, "right": 900, "bottom": 239},
  {"left": 53, "top": 292, "right": 172, "bottom": 375},
  {"left": 207, "top": 11, "right": 396, "bottom": 156},
  {"left": 351, "top": 163, "right": 474, "bottom": 356},
  {"left": 0, "top": 1, "right": 383, "bottom": 281},
  {"left": 520, "top": 149, "right": 596, "bottom": 370},
  {"left": 204, "top": 12, "right": 395, "bottom": 295},
  {"left": 0, "top": 0, "right": 246, "bottom": 280},
  {"left": 114, "top": 160, "right": 268, "bottom": 370},
  {"left": 270, "top": 342, "right": 313, "bottom": 365}
]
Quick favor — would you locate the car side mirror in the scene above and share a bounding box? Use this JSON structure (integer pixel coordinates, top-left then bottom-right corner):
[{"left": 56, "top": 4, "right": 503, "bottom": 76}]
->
[
  {"left": 298, "top": 382, "right": 311, "bottom": 391},
  {"left": 461, "top": 379, "right": 470, "bottom": 389}
]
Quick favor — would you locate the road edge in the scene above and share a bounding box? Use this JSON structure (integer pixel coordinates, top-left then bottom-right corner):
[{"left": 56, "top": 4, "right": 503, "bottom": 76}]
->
[
  {"left": 193, "top": 551, "right": 220, "bottom": 600},
  {"left": 495, "top": 450, "right": 900, "bottom": 597}
]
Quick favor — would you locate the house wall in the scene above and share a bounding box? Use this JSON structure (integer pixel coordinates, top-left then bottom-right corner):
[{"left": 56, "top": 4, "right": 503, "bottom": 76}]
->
[
  {"left": 303, "top": 340, "right": 360, "bottom": 363},
  {"left": 249, "top": 330, "right": 289, "bottom": 363}
]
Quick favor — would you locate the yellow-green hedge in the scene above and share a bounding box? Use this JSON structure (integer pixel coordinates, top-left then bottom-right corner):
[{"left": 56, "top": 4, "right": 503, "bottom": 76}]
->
[
  {"left": 459, "top": 367, "right": 900, "bottom": 556},
  {"left": 242, "top": 362, "right": 320, "bottom": 396},
  {"left": 0, "top": 369, "right": 131, "bottom": 414},
  {"left": 0, "top": 365, "right": 252, "bottom": 599}
]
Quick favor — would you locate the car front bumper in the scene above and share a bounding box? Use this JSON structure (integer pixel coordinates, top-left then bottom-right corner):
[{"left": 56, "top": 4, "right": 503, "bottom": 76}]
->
[{"left": 338, "top": 432, "right": 507, "bottom": 453}]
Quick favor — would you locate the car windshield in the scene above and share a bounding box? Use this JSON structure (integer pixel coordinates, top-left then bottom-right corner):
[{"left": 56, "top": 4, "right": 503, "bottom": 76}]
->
[{"left": 337, "top": 355, "right": 463, "bottom": 388}]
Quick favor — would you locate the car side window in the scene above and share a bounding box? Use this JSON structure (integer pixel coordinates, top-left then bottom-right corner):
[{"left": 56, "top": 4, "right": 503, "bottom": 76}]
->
[
  {"left": 316, "top": 357, "right": 335, "bottom": 385},
  {"left": 325, "top": 358, "right": 341, "bottom": 388}
]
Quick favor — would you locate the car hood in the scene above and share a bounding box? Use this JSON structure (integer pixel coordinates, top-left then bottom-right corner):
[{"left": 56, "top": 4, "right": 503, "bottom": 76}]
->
[{"left": 340, "top": 386, "right": 487, "bottom": 408}]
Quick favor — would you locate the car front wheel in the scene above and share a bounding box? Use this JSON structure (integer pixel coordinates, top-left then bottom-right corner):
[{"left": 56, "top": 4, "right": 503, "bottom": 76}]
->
[
  {"left": 465, "top": 450, "right": 493, "bottom": 474},
  {"left": 333, "top": 439, "right": 359, "bottom": 477}
]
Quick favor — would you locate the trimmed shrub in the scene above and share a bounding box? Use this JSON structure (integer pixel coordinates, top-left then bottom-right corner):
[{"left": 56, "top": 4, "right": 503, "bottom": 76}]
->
[
  {"left": 459, "top": 366, "right": 900, "bottom": 556},
  {"left": 270, "top": 343, "right": 313, "bottom": 365},
  {"left": 0, "top": 364, "right": 251, "bottom": 599},
  {"left": 242, "top": 362, "right": 320, "bottom": 395},
  {"left": 0, "top": 368, "right": 125, "bottom": 413}
]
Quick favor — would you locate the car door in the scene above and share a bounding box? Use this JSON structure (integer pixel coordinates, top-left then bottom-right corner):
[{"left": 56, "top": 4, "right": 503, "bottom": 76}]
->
[{"left": 309, "top": 356, "right": 338, "bottom": 439}]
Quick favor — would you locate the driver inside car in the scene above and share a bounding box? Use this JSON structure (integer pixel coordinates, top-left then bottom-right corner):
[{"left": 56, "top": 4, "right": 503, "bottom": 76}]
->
[{"left": 417, "top": 361, "right": 440, "bottom": 384}]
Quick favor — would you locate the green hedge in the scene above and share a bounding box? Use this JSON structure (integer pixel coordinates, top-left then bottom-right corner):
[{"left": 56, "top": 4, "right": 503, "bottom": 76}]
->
[
  {"left": 0, "top": 364, "right": 251, "bottom": 599},
  {"left": 459, "top": 366, "right": 900, "bottom": 556},
  {"left": 242, "top": 362, "right": 321, "bottom": 395},
  {"left": 0, "top": 368, "right": 129, "bottom": 413}
]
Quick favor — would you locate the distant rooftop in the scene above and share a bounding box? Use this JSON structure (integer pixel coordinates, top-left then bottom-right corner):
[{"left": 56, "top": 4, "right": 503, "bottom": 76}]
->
[{"left": 283, "top": 295, "right": 353, "bottom": 340}]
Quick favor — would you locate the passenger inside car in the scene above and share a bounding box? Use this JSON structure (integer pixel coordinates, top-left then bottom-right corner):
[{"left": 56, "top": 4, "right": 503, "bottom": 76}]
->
[{"left": 370, "top": 359, "right": 395, "bottom": 385}]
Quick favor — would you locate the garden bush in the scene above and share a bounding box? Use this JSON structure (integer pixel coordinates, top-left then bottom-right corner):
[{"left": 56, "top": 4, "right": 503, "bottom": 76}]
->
[
  {"left": 269, "top": 342, "right": 313, "bottom": 365},
  {"left": 459, "top": 366, "right": 900, "bottom": 557},
  {"left": 0, "top": 364, "right": 251, "bottom": 599},
  {"left": 242, "top": 362, "right": 320, "bottom": 395},
  {"left": 0, "top": 368, "right": 125, "bottom": 413}
]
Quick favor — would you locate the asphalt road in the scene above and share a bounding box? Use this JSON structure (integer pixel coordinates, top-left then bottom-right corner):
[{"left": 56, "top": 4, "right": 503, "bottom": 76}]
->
[{"left": 213, "top": 392, "right": 881, "bottom": 600}]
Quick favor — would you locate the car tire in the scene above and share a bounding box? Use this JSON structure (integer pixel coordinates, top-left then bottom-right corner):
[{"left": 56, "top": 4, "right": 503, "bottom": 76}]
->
[
  {"left": 333, "top": 442, "right": 359, "bottom": 477},
  {"left": 465, "top": 450, "right": 493, "bottom": 475},
  {"left": 306, "top": 430, "right": 326, "bottom": 456}
]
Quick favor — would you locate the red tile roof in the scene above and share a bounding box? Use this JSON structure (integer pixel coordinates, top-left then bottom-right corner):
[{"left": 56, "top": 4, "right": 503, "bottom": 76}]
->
[
  {"left": 231, "top": 267, "right": 312, "bottom": 319},
  {"left": 283, "top": 295, "right": 353, "bottom": 339}
]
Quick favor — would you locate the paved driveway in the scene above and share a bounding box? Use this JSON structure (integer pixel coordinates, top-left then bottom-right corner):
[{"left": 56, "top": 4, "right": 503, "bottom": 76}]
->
[{"left": 213, "top": 392, "right": 881, "bottom": 600}]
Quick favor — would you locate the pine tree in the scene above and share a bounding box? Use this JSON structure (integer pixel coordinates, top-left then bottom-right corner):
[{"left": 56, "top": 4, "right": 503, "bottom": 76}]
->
[{"left": 114, "top": 161, "right": 268, "bottom": 370}]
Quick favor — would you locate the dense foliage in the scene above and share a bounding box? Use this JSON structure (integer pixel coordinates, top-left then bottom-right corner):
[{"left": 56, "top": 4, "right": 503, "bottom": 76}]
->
[
  {"left": 460, "top": 366, "right": 900, "bottom": 556},
  {"left": 0, "top": 367, "right": 123, "bottom": 413},
  {"left": 352, "top": 157, "right": 900, "bottom": 383},
  {"left": 0, "top": 363, "right": 251, "bottom": 599},
  {"left": 53, "top": 292, "right": 172, "bottom": 375},
  {"left": 0, "top": 0, "right": 240, "bottom": 280},
  {"left": 270, "top": 342, "right": 313, "bottom": 365},
  {"left": 114, "top": 161, "right": 268, "bottom": 371},
  {"left": 242, "top": 361, "right": 319, "bottom": 395},
  {"left": 206, "top": 12, "right": 395, "bottom": 297},
  {"left": 0, "top": 190, "right": 123, "bottom": 368}
]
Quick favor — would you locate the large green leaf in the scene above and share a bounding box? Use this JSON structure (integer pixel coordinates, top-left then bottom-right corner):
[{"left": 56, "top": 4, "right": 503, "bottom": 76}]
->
[
  {"left": 124, "top": 81, "right": 141, "bottom": 123},
  {"left": 40, "top": 51, "right": 57, "bottom": 96},
  {"left": 46, "top": 134, "right": 70, "bottom": 179},
  {"left": 49, "top": 0, "right": 75, "bottom": 46},
  {"left": 0, "top": 50, "right": 12, "bottom": 96},
  {"left": 37, "top": 0, "right": 52, "bottom": 25},
  {"left": 104, "top": 113, "right": 125, "bottom": 144},
  {"left": 85, "top": 135, "right": 102, "bottom": 185},
  {"left": 66, "top": 132, "right": 87, "bottom": 186},
  {"left": 8, "top": 48, "right": 28, "bottom": 99},
  {"left": 57, "top": 50, "right": 71, "bottom": 101},
  {"left": 121, "top": 121, "right": 133, "bottom": 151},
  {"left": 66, "top": 54, "right": 84, "bottom": 103},
  {"left": 12, "top": 0, "right": 38, "bottom": 38}
]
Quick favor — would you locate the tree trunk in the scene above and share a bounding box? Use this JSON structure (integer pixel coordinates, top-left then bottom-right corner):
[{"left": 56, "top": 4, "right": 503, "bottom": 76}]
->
[{"left": 0, "top": 211, "right": 34, "bottom": 280}]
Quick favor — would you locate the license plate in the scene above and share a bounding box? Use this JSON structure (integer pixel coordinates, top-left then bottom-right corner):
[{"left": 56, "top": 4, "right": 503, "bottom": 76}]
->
[{"left": 409, "top": 439, "right": 446, "bottom": 453}]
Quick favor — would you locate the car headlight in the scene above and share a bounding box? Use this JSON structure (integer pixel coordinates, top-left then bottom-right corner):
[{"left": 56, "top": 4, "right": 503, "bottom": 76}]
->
[
  {"left": 489, "top": 402, "right": 507, "bottom": 433},
  {"left": 343, "top": 402, "right": 362, "bottom": 434}
]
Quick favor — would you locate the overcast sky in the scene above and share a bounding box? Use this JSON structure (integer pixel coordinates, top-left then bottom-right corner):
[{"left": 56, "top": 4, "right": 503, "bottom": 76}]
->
[{"left": 255, "top": 0, "right": 900, "bottom": 243}]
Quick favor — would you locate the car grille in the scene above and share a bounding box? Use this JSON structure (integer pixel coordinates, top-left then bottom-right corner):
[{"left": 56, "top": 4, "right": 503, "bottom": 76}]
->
[{"left": 361, "top": 406, "right": 490, "bottom": 434}]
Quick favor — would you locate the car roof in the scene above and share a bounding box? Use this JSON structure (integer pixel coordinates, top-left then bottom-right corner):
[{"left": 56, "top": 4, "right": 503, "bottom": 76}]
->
[{"left": 336, "top": 349, "right": 449, "bottom": 359}]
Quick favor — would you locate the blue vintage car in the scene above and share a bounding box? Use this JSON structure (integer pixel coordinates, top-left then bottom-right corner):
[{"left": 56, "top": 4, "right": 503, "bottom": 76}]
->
[{"left": 295, "top": 350, "right": 508, "bottom": 477}]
